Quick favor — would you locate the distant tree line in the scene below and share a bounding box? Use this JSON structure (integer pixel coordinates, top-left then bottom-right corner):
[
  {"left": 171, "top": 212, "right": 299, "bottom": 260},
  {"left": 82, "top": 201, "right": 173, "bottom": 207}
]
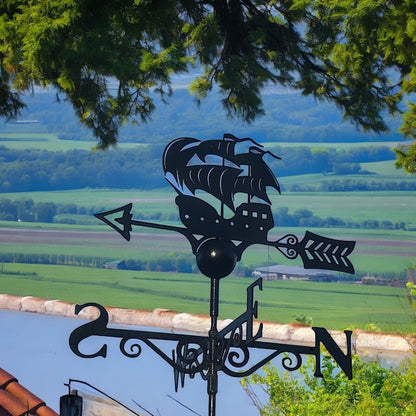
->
[
  {"left": 0, "top": 251, "right": 407, "bottom": 281},
  {"left": 0, "top": 198, "right": 100, "bottom": 223},
  {"left": 0, "top": 144, "right": 397, "bottom": 193},
  {"left": 0, "top": 253, "right": 109, "bottom": 268},
  {"left": 125, "top": 253, "right": 195, "bottom": 274},
  {"left": 0, "top": 198, "right": 407, "bottom": 231},
  {"left": 268, "top": 144, "right": 395, "bottom": 177},
  {"left": 0, "top": 252, "right": 197, "bottom": 274},
  {"left": 0, "top": 198, "right": 57, "bottom": 222},
  {"left": 289, "top": 179, "right": 416, "bottom": 192},
  {"left": 0, "top": 198, "right": 180, "bottom": 223},
  {"left": 0, "top": 145, "right": 166, "bottom": 192},
  {"left": 272, "top": 207, "right": 406, "bottom": 231}
]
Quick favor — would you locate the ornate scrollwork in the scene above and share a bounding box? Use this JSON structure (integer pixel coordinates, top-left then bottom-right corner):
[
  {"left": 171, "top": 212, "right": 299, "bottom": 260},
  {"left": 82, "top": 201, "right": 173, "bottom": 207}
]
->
[
  {"left": 219, "top": 328, "right": 252, "bottom": 377},
  {"left": 172, "top": 341, "right": 209, "bottom": 390},
  {"left": 275, "top": 234, "right": 299, "bottom": 259},
  {"left": 224, "top": 345, "right": 250, "bottom": 369},
  {"left": 70, "top": 284, "right": 353, "bottom": 416},
  {"left": 174, "top": 341, "right": 207, "bottom": 374},
  {"left": 120, "top": 337, "right": 142, "bottom": 358},
  {"left": 281, "top": 352, "right": 303, "bottom": 372},
  {"left": 222, "top": 325, "right": 250, "bottom": 369}
]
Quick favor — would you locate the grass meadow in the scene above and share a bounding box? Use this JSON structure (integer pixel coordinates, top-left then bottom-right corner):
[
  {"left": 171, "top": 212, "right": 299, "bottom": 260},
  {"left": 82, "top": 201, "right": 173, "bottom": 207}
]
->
[
  {"left": 274, "top": 191, "right": 416, "bottom": 228},
  {"left": 1, "top": 133, "right": 404, "bottom": 152},
  {"left": 361, "top": 160, "right": 405, "bottom": 176},
  {"left": 0, "top": 133, "right": 143, "bottom": 151},
  {"left": 0, "top": 184, "right": 414, "bottom": 277},
  {"left": 1, "top": 186, "right": 415, "bottom": 228},
  {"left": 263, "top": 141, "right": 405, "bottom": 150},
  {"left": 0, "top": 263, "right": 413, "bottom": 334}
]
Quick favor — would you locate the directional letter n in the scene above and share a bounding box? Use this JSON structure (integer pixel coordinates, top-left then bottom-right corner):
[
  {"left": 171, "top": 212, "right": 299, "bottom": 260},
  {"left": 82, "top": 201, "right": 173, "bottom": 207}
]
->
[{"left": 312, "top": 327, "right": 353, "bottom": 380}]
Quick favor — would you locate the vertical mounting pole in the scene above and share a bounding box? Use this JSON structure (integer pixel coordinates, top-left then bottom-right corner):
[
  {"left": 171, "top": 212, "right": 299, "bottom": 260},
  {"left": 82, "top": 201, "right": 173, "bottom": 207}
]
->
[
  {"left": 208, "top": 277, "right": 220, "bottom": 416},
  {"left": 195, "top": 237, "right": 237, "bottom": 415}
]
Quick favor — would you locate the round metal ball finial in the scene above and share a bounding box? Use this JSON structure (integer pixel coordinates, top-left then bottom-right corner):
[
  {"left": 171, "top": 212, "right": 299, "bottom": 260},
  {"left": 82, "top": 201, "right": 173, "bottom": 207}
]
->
[{"left": 196, "top": 239, "right": 237, "bottom": 279}]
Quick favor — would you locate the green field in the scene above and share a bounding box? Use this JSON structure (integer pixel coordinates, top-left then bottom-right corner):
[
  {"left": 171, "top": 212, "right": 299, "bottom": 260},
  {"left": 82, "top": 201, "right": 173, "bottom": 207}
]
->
[
  {"left": 0, "top": 133, "right": 143, "bottom": 151},
  {"left": 0, "top": 263, "right": 413, "bottom": 334},
  {"left": 0, "top": 220, "right": 414, "bottom": 276},
  {"left": 1, "top": 186, "right": 416, "bottom": 228},
  {"left": 361, "top": 160, "right": 405, "bottom": 176},
  {"left": 0, "top": 180, "right": 414, "bottom": 280},
  {"left": 263, "top": 140, "right": 405, "bottom": 150},
  {"left": 275, "top": 191, "right": 416, "bottom": 228},
  {"left": 0, "top": 185, "right": 414, "bottom": 277},
  {"left": 0, "top": 187, "right": 178, "bottom": 211},
  {"left": 0, "top": 133, "right": 404, "bottom": 152}
]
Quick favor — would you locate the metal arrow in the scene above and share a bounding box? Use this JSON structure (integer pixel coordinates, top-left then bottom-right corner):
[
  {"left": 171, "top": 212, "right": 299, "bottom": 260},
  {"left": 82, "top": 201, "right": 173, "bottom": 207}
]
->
[{"left": 94, "top": 204, "right": 355, "bottom": 274}]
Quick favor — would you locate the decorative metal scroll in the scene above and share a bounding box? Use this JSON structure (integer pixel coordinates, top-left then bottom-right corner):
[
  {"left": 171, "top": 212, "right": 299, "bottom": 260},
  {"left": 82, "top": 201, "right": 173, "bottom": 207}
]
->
[
  {"left": 69, "top": 279, "right": 352, "bottom": 388},
  {"left": 71, "top": 134, "right": 356, "bottom": 416}
]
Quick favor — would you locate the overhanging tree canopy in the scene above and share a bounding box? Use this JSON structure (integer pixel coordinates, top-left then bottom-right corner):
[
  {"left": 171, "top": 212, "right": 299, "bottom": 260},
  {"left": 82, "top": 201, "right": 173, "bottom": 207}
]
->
[{"left": 0, "top": 0, "right": 415, "bottom": 171}]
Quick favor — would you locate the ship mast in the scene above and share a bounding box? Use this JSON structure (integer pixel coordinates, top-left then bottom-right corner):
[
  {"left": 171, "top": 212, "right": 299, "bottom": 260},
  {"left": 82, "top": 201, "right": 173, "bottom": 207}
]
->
[
  {"left": 247, "top": 158, "right": 252, "bottom": 204},
  {"left": 220, "top": 134, "right": 225, "bottom": 218}
]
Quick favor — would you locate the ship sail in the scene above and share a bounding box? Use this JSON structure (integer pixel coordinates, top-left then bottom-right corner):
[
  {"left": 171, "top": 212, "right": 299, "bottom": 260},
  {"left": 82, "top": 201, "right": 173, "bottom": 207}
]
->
[
  {"left": 234, "top": 177, "right": 269, "bottom": 204},
  {"left": 195, "top": 139, "right": 236, "bottom": 162},
  {"left": 187, "top": 165, "right": 243, "bottom": 211},
  {"left": 233, "top": 146, "right": 280, "bottom": 203},
  {"left": 195, "top": 134, "right": 261, "bottom": 162},
  {"left": 163, "top": 137, "right": 200, "bottom": 192},
  {"left": 163, "top": 135, "right": 280, "bottom": 212}
]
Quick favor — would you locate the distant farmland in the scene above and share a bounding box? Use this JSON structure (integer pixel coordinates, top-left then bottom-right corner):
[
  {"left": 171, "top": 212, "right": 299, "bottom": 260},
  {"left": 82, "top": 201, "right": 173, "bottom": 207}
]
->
[
  {"left": 1, "top": 187, "right": 415, "bottom": 228},
  {"left": 0, "top": 225, "right": 415, "bottom": 277}
]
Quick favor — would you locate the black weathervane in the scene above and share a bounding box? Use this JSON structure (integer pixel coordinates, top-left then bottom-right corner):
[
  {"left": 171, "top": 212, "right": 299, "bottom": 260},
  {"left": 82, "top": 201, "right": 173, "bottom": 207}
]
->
[{"left": 69, "top": 134, "right": 355, "bottom": 416}]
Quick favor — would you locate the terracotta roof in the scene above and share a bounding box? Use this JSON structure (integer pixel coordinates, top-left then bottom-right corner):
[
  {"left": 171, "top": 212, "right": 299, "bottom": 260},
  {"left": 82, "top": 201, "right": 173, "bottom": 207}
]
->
[{"left": 0, "top": 368, "right": 58, "bottom": 416}]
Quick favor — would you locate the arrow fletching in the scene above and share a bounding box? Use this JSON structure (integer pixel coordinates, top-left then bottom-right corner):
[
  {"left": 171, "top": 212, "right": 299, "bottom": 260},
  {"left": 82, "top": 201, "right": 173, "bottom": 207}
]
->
[
  {"left": 297, "top": 231, "right": 355, "bottom": 274},
  {"left": 94, "top": 204, "right": 133, "bottom": 241}
]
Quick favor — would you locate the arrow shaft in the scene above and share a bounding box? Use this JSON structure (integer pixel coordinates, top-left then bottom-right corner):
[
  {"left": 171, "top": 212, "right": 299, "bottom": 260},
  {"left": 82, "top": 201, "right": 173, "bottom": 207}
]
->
[
  {"left": 128, "top": 219, "right": 200, "bottom": 254},
  {"left": 129, "top": 219, "right": 190, "bottom": 236}
]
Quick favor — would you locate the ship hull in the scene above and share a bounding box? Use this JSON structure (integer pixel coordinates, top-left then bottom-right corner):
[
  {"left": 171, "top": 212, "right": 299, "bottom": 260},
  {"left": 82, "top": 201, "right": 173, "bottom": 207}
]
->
[{"left": 176, "top": 195, "right": 273, "bottom": 243}]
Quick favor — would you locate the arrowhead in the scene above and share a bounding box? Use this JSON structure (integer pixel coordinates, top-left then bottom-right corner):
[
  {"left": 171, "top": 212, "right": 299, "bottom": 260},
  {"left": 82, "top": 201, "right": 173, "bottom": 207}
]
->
[{"left": 94, "top": 204, "right": 133, "bottom": 241}]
